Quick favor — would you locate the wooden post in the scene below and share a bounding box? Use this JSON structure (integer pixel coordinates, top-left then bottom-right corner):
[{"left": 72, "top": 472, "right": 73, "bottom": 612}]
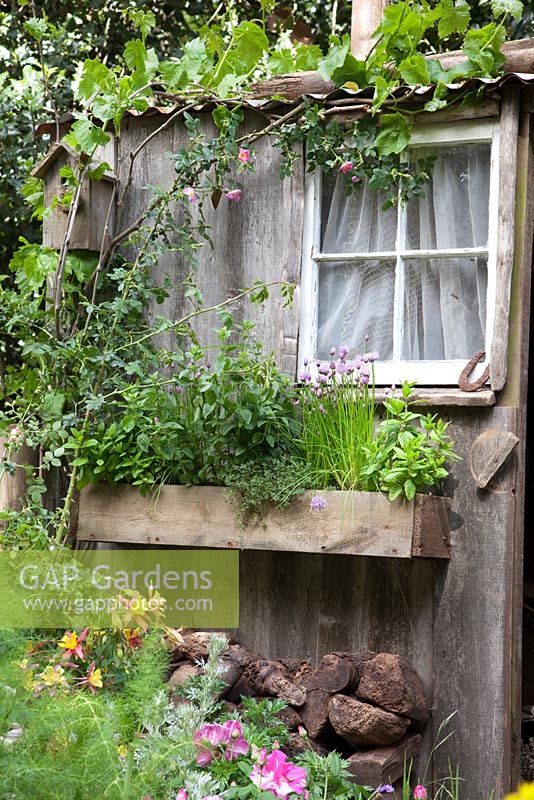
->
[
  {"left": 0, "top": 437, "right": 38, "bottom": 514},
  {"left": 351, "top": 0, "right": 390, "bottom": 59}
]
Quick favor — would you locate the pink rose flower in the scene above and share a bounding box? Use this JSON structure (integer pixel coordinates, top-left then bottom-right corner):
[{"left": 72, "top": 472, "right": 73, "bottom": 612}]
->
[
  {"left": 225, "top": 189, "right": 242, "bottom": 202},
  {"left": 413, "top": 786, "right": 427, "bottom": 799},
  {"left": 339, "top": 161, "right": 353, "bottom": 174},
  {"left": 250, "top": 750, "right": 307, "bottom": 799},
  {"left": 238, "top": 147, "right": 252, "bottom": 163},
  {"left": 183, "top": 187, "right": 198, "bottom": 204}
]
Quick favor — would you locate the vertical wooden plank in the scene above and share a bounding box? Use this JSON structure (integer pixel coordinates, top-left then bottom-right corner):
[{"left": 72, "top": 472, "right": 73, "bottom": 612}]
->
[
  {"left": 499, "top": 103, "right": 534, "bottom": 785},
  {"left": 236, "top": 551, "right": 323, "bottom": 662},
  {"left": 432, "top": 406, "right": 519, "bottom": 800},
  {"left": 118, "top": 112, "right": 303, "bottom": 376},
  {"left": 0, "top": 439, "right": 38, "bottom": 512},
  {"left": 490, "top": 87, "right": 521, "bottom": 391}
]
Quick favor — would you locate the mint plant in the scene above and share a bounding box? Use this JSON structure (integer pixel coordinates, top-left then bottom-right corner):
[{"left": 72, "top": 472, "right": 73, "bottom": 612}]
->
[{"left": 361, "top": 383, "right": 460, "bottom": 501}]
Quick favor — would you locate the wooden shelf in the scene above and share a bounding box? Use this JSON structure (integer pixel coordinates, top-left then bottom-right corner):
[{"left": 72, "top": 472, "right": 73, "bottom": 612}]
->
[
  {"left": 374, "top": 388, "right": 496, "bottom": 407},
  {"left": 76, "top": 485, "right": 451, "bottom": 559}
]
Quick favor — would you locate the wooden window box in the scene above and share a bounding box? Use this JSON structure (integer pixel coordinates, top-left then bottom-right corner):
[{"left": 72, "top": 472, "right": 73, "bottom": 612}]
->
[{"left": 76, "top": 485, "right": 451, "bottom": 559}]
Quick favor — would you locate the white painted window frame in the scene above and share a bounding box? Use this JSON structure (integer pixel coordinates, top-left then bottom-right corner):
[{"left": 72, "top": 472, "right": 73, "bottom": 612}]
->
[{"left": 298, "top": 118, "right": 501, "bottom": 386}]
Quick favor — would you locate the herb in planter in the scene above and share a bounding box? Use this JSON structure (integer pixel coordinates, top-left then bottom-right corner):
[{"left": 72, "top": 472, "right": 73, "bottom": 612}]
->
[
  {"left": 361, "top": 382, "right": 460, "bottom": 501},
  {"left": 298, "top": 347, "right": 377, "bottom": 491},
  {"left": 221, "top": 453, "right": 313, "bottom": 525}
]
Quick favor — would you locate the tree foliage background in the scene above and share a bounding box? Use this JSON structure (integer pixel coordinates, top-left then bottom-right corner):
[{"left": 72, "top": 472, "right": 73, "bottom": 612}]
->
[{"left": 1, "top": 0, "right": 533, "bottom": 268}]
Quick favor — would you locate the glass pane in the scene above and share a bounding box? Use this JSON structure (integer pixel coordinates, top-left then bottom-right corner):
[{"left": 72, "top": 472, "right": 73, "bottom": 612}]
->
[
  {"left": 405, "top": 143, "right": 491, "bottom": 250},
  {"left": 402, "top": 256, "right": 487, "bottom": 360},
  {"left": 317, "top": 260, "right": 395, "bottom": 361},
  {"left": 321, "top": 173, "right": 398, "bottom": 253}
]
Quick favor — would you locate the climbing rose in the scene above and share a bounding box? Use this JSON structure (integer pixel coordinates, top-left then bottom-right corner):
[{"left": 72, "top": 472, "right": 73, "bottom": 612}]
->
[
  {"left": 413, "top": 787, "right": 427, "bottom": 799},
  {"left": 250, "top": 750, "right": 307, "bottom": 799},
  {"left": 225, "top": 189, "right": 242, "bottom": 201},
  {"left": 339, "top": 161, "right": 353, "bottom": 173},
  {"left": 238, "top": 147, "right": 252, "bottom": 163},
  {"left": 183, "top": 186, "right": 198, "bottom": 204}
]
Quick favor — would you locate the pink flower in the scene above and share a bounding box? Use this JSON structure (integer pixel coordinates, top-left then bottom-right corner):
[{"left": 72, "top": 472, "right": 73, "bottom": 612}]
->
[
  {"left": 413, "top": 787, "right": 427, "bottom": 799},
  {"left": 176, "top": 791, "right": 188, "bottom": 800},
  {"left": 193, "top": 720, "right": 249, "bottom": 765},
  {"left": 238, "top": 147, "right": 252, "bottom": 163},
  {"left": 183, "top": 186, "right": 198, "bottom": 204},
  {"left": 351, "top": 175, "right": 361, "bottom": 183},
  {"left": 250, "top": 750, "right": 307, "bottom": 799},
  {"left": 339, "top": 161, "right": 353, "bottom": 174},
  {"left": 225, "top": 189, "right": 242, "bottom": 201}
]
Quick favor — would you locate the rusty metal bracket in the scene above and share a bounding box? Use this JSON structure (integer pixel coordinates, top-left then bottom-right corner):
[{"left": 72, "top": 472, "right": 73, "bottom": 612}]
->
[{"left": 458, "top": 350, "right": 490, "bottom": 392}]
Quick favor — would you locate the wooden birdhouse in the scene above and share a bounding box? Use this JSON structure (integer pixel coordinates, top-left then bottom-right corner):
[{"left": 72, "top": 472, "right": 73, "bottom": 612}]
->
[{"left": 31, "top": 142, "right": 116, "bottom": 252}]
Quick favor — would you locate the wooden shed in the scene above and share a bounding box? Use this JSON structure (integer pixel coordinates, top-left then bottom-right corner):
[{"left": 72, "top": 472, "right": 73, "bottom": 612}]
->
[{"left": 32, "top": 26, "right": 534, "bottom": 800}]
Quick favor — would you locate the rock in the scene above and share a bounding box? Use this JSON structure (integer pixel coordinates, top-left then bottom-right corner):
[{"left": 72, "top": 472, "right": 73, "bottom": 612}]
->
[
  {"left": 225, "top": 675, "right": 256, "bottom": 704},
  {"left": 329, "top": 695, "right": 410, "bottom": 747},
  {"left": 276, "top": 706, "right": 302, "bottom": 731},
  {"left": 245, "top": 660, "right": 306, "bottom": 707},
  {"left": 282, "top": 731, "right": 329, "bottom": 759},
  {"left": 168, "top": 662, "right": 200, "bottom": 688},
  {"left": 313, "top": 653, "right": 361, "bottom": 694},
  {"left": 346, "top": 733, "right": 422, "bottom": 786},
  {"left": 356, "top": 653, "right": 430, "bottom": 723},
  {"left": 299, "top": 688, "right": 333, "bottom": 739}
]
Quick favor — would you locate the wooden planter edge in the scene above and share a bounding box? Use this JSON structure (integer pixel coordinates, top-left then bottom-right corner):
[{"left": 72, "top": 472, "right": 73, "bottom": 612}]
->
[{"left": 76, "top": 484, "right": 451, "bottom": 560}]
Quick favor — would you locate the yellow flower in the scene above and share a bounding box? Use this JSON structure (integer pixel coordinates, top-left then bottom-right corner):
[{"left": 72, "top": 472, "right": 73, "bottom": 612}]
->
[
  {"left": 117, "top": 744, "right": 128, "bottom": 758},
  {"left": 40, "top": 665, "right": 65, "bottom": 687},
  {"left": 505, "top": 785, "right": 534, "bottom": 800},
  {"left": 58, "top": 631, "right": 78, "bottom": 650},
  {"left": 87, "top": 667, "right": 103, "bottom": 690},
  {"left": 18, "top": 658, "right": 29, "bottom": 671},
  {"left": 22, "top": 669, "right": 36, "bottom": 692}
]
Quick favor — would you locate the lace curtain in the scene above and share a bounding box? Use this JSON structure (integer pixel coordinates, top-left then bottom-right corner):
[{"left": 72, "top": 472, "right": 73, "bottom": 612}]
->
[{"left": 317, "top": 144, "right": 491, "bottom": 361}]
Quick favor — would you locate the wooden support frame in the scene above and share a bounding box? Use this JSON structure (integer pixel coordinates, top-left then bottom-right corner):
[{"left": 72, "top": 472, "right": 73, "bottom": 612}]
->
[{"left": 76, "top": 484, "right": 451, "bottom": 559}]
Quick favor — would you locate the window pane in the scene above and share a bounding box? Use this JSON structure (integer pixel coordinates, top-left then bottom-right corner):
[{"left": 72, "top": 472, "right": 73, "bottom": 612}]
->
[
  {"left": 402, "top": 256, "right": 487, "bottom": 360},
  {"left": 317, "top": 260, "right": 395, "bottom": 360},
  {"left": 321, "top": 173, "right": 398, "bottom": 253},
  {"left": 405, "top": 143, "right": 491, "bottom": 250}
]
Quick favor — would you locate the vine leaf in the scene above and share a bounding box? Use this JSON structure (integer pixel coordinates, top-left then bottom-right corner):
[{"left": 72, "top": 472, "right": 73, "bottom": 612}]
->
[
  {"left": 490, "top": 0, "right": 524, "bottom": 18},
  {"left": 398, "top": 54, "right": 430, "bottom": 85},
  {"left": 435, "top": 0, "right": 470, "bottom": 38},
  {"left": 317, "top": 34, "right": 367, "bottom": 88},
  {"left": 375, "top": 113, "right": 412, "bottom": 156}
]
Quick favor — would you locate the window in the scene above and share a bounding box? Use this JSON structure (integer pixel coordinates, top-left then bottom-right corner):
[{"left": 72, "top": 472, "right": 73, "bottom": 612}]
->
[{"left": 299, "top": 119, "right": 500, "bottom": 385}]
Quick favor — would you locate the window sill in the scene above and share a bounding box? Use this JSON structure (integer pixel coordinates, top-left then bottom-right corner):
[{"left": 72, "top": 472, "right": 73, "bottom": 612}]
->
[{"left": 375, "top": 387, "right": 496, "bottom": 407}]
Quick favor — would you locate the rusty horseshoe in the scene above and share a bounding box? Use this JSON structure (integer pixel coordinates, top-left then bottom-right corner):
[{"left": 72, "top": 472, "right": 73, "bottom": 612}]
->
[{"left": 458, "top": 350, "right": 490, "bottom": 392}]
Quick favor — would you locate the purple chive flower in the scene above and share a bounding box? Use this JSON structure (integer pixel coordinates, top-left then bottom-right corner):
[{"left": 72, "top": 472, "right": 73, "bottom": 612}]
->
[
  {"left": 316, "top": 388, "right": 322, "bottom": 398},
  {"left": 354, "top": 357, "right": 363, "bottom": 369},
  {"left": 225, "top": 189, "right": 242, "bottom": 202},
  {"left": 336, "top": 361, "right": 348, "bottom": 374},
  {"left": 338, "top": 346, "right": 349, "bottom": 360},
  {"left": 318, "top": 374, "right": 327, "bottom": 383},
  {"left": 329, "top": 347, "right": 336, "bottom": 356},
  {"left": 299, "top": 372, "right": 311, "bottom": 383},
  {"left": 339, "top": 161, "right": 353, "bottom": 174},
  {"left": 303, "top": 358, "right": 309, "bottom": 366},
  {"left": 310, "top": 495, "right": 328, "bottom": 511},
  {"left": 363, "top": 351, "right": 379, "bottom": 362},
  {"left": 360, "top": 373, "right": 370, "bottom": 385},
  {"left": 377, "top": 785, "right": 394, "bottom": 795},
  {"left": 364, "top": 334, "right": 369, "bottom": 342},
  {"left": 316, "top": 360, "right": 321, "bottom": 367}
]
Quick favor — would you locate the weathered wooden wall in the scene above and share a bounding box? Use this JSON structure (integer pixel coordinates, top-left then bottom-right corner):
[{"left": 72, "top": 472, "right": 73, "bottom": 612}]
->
[{"left": 113, "top": 100, "right": 534, "bottom": 799}]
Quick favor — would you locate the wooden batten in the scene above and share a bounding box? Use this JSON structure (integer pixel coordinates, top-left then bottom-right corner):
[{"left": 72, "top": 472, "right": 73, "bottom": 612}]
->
[
  {"left": 491, "top": 85, "right": 521, "bottom": 391},
  {"left": 351, "top": 0, "right": 390, "bottom": 59},
  {"left": 76, "top": 484, "right": 451, "bottom": 559}
]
